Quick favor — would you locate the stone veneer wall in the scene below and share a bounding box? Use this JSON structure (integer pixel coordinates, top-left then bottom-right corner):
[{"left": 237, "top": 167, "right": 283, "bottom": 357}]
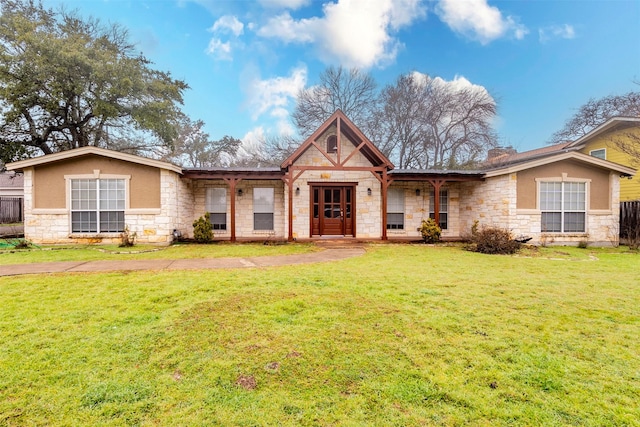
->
[
  {"left": 386, "top": 182, "right": 461, "bottom": 240},
  {"left": 287, "top": 131, "right": 384, "bottom": 239},
  {"left": 459, "top": 172, "right": 621, "bottom": 246},
  {"left": 22, "top": 168, "right": 185, "bottom": 245},
  {"left": 191, "top": 179, "right": 286, "bottom": 240}
]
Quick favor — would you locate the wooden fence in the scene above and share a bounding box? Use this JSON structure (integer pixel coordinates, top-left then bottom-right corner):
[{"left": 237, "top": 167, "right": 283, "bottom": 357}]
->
[
  {"left": 0, "top": 197, "right": 23, "bottom": 223},
  {"left": 620, "top": 201, "right": 640, "bottom": 240}
]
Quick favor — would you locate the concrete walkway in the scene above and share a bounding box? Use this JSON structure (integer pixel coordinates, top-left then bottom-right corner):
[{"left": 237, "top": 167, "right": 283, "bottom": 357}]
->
[{"left": 0, "top": 247, "right": 366, "bottom": 277}]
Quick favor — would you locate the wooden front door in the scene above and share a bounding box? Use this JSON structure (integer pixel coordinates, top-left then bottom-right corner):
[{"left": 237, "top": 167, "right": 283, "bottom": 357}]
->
[{"left": 311, "top": 185, "right": 354, "bottom": 236}]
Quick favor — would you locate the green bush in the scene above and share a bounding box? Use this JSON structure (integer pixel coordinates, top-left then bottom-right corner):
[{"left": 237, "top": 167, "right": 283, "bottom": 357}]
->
[
  {"left": 193, "top": 213, "right": 213, "bottom": 243},
  {"left": 418, "top": 218, "right": 441, "bottom": 243},
  {"left": 468, "top": 225, "right": 520, "bottom": 255}
]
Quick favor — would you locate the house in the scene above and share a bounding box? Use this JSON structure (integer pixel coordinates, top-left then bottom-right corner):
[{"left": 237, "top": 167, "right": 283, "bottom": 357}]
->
[
  {"left": 6, "top": 110, "right": 635, "bottom": 246},
  {"left": 565, "top": 116, "right": 640, "bottom": 201},
  {"left": 0, "top": 171, "right": 23, "bottom": 198}
]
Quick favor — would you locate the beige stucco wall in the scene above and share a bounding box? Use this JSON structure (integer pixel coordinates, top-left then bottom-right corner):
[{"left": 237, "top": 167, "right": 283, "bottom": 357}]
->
[
  {"left": 32, "top": 155, "right": 161, "bottom": 209},
  {"left": 516, "top": 160, "right": 610, "bottom": 210}
]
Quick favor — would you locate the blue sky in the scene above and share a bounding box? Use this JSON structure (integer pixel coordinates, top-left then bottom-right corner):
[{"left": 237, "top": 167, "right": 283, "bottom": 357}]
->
[{"left": 46, "top": 0, "right": 640, "bottom": 153}]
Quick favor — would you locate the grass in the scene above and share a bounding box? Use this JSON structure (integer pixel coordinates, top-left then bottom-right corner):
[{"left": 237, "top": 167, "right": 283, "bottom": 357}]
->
[
  {"left": 0, "top": 244, "right": 638, "bottom": 426},
  {"left": 0, "top": 242, "right": 318, "bottom": 265}
]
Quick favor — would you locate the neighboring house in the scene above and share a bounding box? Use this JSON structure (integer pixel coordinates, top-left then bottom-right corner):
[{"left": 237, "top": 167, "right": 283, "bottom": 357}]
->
[
  {"left": 0, "top": 171, "right": 24, "bottom": 198},
  {"left": 6, "top": 110, "right": 635, "bottom": 246},
  {"left": 565, "top": 116, "right": 640, "bottom": 201}
]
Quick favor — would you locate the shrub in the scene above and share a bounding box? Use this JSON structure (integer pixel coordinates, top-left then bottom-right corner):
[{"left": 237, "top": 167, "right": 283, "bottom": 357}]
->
[
  {"left": 468, "top": 225, "right": 521, "bottom": 255},
  {"left": 193, "top": 213, "right": 213, "bottom": 243},
  {"left": 418, "top": 218, "right": 441, "bottom": 243},
  {"left": 119, "top": 225, "right": 137, "bottom": 247}
]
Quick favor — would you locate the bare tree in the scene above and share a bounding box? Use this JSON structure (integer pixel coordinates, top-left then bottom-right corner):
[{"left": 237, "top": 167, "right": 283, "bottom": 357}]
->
[
  {"left": 376, "top": 73, "right": 497, "bottom": 169},
  {"left": 426, "top": 78, "right": 498, "bottom": 168},
  {"left": 233, "top": 133, "right": 299, "bottom": 167},
  {"left": 374, "top": 73, "right": 431, "bottom": 168},
  {"left": 291, "top": 66, "right": 378, "bottom": 137},
  {"left": 549, "top": 90, "right": 640, "bottom": 165},
  {"left": 549, "top": 91, "right": 640, "bottom": 144},
  {"left": 162, "top": 117, "right": 241, "bottom": 167}
]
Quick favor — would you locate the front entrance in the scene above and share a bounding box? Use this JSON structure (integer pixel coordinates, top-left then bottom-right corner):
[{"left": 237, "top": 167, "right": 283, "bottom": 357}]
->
[{"left": 311, "top": 185, "right": 355, "bottom": 236}]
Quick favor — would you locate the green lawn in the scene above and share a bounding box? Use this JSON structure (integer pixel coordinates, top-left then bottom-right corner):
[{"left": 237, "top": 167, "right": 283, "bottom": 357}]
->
[
  {"left": 0, "top": 245, "right": 638, "bottom": 426},
  {"left": 0, "top": 242, "right": 318, "bottom": 265}
]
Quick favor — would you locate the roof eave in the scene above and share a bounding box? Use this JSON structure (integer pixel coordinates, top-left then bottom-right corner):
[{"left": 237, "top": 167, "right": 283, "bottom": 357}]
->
[{"left": 5, "top": 146, "right": 183, "bottom": 174}]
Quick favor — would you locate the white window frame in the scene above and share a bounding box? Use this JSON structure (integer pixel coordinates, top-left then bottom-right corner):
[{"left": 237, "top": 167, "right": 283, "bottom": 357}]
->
[
  {"left": 253, "top": 187, "right": 274, "bottom": 231},
  {"left": 429, "top": 188, "right": 448, "bottom": 230},
  {"left": 589, "top": 148, "right": 606, "bottom": 160},
  {"left": 68, "top": 175, "right": 127, "bottom": 234},
  {"left": 386, "top": 188, "right": 404, "bottom": 230},
  {"left": 537, "top": 176, "right": 588, "bottom": 233},
  {"left": 205, "top": 187, "right": 227, "bottom": 231}
]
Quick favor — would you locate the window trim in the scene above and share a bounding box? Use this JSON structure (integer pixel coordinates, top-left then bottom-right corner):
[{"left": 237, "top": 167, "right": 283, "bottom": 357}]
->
[
  {"left": 536, "top": 175, "right": 590, "bottom": 234},
  {"left": 589, "top": 148, "right": 606, "bottom": 160},
  {"left": 253, "top": 187, "right": 275, "bottom": 231},
  {"left": 429, "top": 188, "right": 448, "bottom": 230},
  {"left": 65, "top": 172, "right": 130, "bottom": 234},
  {"left": 386, "top": 188, "right": 405, "bottom": 230},
  {"left": 205, "top": 187, "right": 227, "bottom": 231},
  {"left": 326, "top": 135, "right": 338, "bottom": 153}
]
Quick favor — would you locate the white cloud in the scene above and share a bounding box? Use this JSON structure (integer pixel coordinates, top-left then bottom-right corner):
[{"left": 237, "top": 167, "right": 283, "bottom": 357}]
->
[
  {"left": 211, "top": 15, "right": 244, "bottom": 36},
  {"left": 539, "top": 24, "right": 576, "bottom": 43},
  {"left": 258, "top": 0, "right": 310, "bottom": 10},
  {"left": 238, "top": 126, "right": 266, "bottom": 158},
  {"left": 257, "top": 0, "right": 426, "bottom": 68},
  {"left": 411, "top": 71, "right": 494, "bottom": 102},
  {"left": 435, "top": 0, "right": 528, "bottom": 44},
  {"left": 205, "top": 15, "right": 244, "bottom": 60},
  {"left": 205, "top": 38, "right": 232, "bottom": 60},
  {"left": 244, "top": 65, "right": 307, "bottom": 136}
]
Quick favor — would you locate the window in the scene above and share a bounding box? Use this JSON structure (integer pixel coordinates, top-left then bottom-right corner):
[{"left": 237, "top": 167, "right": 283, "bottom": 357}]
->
[
  {"left": 327, "top": 135, "right": 338, "bottom": 153},
  {"left": 71, "top": 179, "right": 125, "bottom": 233},
  {"left": 540, "top": 181, "right": 586, "bottom": 233},
  {"left": 206, "top": 188, "right": 227, "bottom": 230},
  {"left": 589, "top": 148, "right": 606, "bottom": 160},
  {"left": 253, "top": 187, "right": 274, "bottom": 230},
  {"left": 429, "top": 188, "right": 448, "bottom": 230},
  {"left": 387, "top": 188, "right": 404, "bottom": 230}
]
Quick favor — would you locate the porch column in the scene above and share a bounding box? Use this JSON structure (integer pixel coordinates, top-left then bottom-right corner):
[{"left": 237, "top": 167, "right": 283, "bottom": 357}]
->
[
  {"left": 381, "top": 170, "right": 390, "bottom": 240},
  {"left": 286, "top": 170, "right": 294, "bottom": 242}
]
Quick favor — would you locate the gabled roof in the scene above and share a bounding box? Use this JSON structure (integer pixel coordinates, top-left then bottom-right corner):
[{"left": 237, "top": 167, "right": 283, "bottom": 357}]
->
[
  {"left": 281, "top": 109, "right": 393, "bottom": 169},
  {"left": 6, "top": 146, "right": 183, "bottom": 174},
  {"left": 484, "top": 150, "right": 636, "bottom": 178},
  {"left": 565, "top": 116, "right": 640, "bottom": 149}
]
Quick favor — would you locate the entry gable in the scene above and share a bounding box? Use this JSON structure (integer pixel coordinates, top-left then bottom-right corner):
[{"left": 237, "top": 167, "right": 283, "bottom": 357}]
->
[{"left": 281, "top": 110, "right": 393, "bottom": 170}]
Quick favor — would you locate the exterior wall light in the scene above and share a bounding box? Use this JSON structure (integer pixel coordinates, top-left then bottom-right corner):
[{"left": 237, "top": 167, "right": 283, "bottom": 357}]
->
[
  {"left": 367, "top": 188, "right": 372, "bottom": 196},
  {"left": 295, "top": 187, "right": 300, "bottom": 195},
  {"left": 237, "top": 189, "right": 243, "bottom": 197},
  {"left": 416, "top": 189, "right": 421, "bottom": 196}
]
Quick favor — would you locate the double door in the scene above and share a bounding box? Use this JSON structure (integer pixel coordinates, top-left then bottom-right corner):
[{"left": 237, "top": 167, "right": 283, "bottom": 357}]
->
[{"left": 311, "top": 185, "right": 354, "bottom": 236}]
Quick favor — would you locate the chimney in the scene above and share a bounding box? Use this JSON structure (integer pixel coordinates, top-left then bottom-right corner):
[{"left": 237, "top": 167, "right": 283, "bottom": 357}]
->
[{"left": 487, "top": 146, "right": 517, "bottom": 161}]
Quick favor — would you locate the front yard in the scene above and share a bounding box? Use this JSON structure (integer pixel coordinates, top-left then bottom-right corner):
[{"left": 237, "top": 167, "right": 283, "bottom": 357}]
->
[{"left": 0, "top": 244, "right": 638, "bottom": 426}]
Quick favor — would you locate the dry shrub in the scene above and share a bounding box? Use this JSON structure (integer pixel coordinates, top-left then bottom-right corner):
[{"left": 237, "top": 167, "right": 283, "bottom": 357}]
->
[{"left": 468, "top": 225, "right": 521, "bottom": 255}]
